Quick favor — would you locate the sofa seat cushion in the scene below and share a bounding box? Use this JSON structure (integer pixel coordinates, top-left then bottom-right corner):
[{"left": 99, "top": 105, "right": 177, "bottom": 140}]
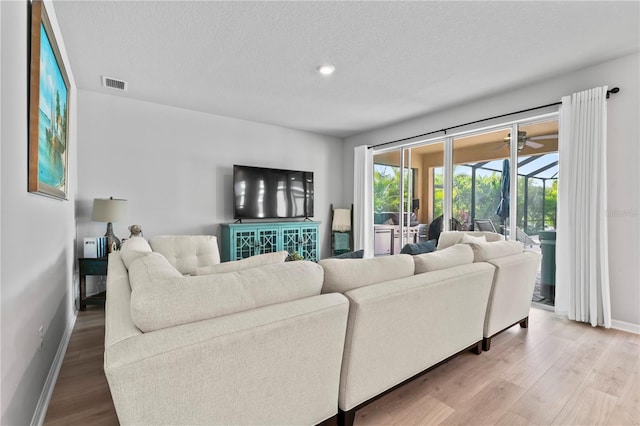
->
[
  {"left": 465, "top": 240, "right": 523, "bottom": 262},
  {"left": 319, "top": 254, "right": 414, "bottom": 294},
  {"left": 413, "top": 244, "right": 474, "bottom": 273},
  {"left": 127, "top": 254, "right": 324, "bottom": 332},
  {"left": 437, "top": 231, "right": 504, "bottom": 250},
  {"left": 149, "top": 235, "right": 220, "bottom": 275},
  {"left": 193, "top": 251, "right": 288, "bottom": 275}
]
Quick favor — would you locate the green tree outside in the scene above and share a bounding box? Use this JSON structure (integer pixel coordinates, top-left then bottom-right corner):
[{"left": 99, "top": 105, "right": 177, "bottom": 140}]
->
[{"left": 375, "top": 164, "right": 557, "bottom": 234}]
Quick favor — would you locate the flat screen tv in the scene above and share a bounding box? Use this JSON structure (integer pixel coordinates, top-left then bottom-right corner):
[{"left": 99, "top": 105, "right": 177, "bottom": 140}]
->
[{"left": 233, "top": 165, "right": 314, "bottom": 220}]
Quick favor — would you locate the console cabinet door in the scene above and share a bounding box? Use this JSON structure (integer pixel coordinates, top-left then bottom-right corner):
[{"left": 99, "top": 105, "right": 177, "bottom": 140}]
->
[
  {"left": 233, "top": 227, "right": 259, "bottom": 260},
  {"left": 298, "top": 225, "right": 319, "bottom": 261},
  {"left": 280, "top": 224, "right": 319, "bottom": 261},
  {"left": 281, "top": 227, "right": 300, "bottom": 255},
  {"left": 257, "top": 228, "right": 279, "bottom": 255}
]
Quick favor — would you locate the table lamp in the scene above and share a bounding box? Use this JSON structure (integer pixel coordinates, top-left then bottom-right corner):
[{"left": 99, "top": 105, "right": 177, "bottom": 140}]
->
[{"left": 92, "top": 197, "right": 128, "bottom": 253}]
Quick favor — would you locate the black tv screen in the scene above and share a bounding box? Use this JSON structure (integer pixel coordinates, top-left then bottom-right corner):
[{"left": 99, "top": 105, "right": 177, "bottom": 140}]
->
[{"left": 233, "top": 165, "right": 314, "bottom": 219}]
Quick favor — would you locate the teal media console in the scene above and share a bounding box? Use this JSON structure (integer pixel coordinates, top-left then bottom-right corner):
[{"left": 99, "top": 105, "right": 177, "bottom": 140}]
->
[{"left": 220, "top": 221, "right": 321, "bottom": 262}]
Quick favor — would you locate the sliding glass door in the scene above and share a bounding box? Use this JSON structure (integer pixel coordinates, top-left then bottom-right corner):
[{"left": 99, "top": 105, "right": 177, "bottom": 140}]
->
[
  {"left": 373, "top": 148, "right": 407, "bottom": 255},
  {"left": 370, "top": 114, "right": 558, "bottom": 283}
]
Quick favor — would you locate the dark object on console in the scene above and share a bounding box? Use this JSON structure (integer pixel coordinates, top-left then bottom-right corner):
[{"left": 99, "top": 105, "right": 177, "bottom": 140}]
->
[
  {"left": 332, "top": 249, "right": 365, "bottom": 259},
  {"left": 427, "top": 215, "right": 462, "bottom": 242},
  {"left": 400, "top": 239, "right": 437, "bottom": 255}
]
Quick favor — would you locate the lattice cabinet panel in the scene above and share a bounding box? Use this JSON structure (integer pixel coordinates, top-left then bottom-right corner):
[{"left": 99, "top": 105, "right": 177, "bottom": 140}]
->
[
  {"left": 298, "top": 226, "right": 319, "bottom": 261},
  {"left": 257, "top": 229, "right": 278, "bottom": 254},
  {"left": 282, "top": 228, "right": 301, "bottom": 255},
  {"left": 221, "top": 221, "right": 321, "bottom": 262},
  {"left": 234, "top": 229, "right": 259, "bottom": 260}
]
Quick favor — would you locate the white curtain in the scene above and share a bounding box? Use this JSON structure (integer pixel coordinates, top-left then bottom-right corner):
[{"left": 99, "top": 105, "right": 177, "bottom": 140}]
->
[
  {"left": 353, "top": 145, "right": 374, "bottom": 258},
  {"left": 556, "top": 86, "right": 611, "bottom": 328}
]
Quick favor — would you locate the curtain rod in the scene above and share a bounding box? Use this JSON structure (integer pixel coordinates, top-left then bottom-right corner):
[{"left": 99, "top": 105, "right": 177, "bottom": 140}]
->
[{"left": 368, "top": 86, "right": 620, "bottom": 150}]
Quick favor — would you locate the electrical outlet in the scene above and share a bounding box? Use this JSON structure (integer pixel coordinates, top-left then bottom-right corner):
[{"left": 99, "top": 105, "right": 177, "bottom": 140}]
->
[{"left": 38, "top": 325, "right": 44, "bottom": 351}]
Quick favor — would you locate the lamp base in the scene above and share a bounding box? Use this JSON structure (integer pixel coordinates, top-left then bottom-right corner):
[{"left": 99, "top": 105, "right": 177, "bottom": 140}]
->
[{"left": 105, "top": 222, "right": 121, "bottom": 253}]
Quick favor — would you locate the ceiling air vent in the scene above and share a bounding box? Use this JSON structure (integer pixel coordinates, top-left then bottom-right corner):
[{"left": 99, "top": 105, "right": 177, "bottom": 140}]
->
[{"left": 101, "top": 76, "right": 128, "bottom": 91}]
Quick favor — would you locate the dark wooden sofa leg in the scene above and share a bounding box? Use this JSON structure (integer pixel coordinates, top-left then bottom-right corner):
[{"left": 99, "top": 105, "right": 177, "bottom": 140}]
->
[
  {"left": 482, "top": 337, "right": 491, "bottom": 351},
  {"left": 318, "top": 414, "right": 338, "bottom": 426},
  {"left": 470, "top": 340, "right": 482, "bottom": 354},
  {"left": 520, "top": 316, "right": 529, "bottom": 328},
  {"left": 338, "top": 409, "right": 356, "bottom": 426}
]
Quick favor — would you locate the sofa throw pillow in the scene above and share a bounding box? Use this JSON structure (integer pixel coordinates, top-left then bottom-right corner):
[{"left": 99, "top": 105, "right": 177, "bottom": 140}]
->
[
  {"left": 149, "top": 235, "right": 220, "bottom": 275},
  {"left": 466, "top": 240, "right": 523, "bottom": 262},
  {"left": 119, "top": 236, "right": 152, "bottom": 254},
  {"left": 400, "top": 239, "right": 437, "bottom": 255},
  {"left": 460, "top": 233, "right": 487, "bottom": 244},
  {"left": 193, "top": 251, "right": 288, "bottom": 275},
  {"left": 437, "top": 231, "right": 505, "bottom": 250},
  {"left": 333, "top": 249, "right": 365, "bottom": 259},
  {"left": 121, "top": 249, "right": 153, "bottom": 269},
  {"left": 413, "top": 244, "right": 474, "bottom": 274},
  {"left": 319, "top": 254, "right": 415, "bottom": 293}
]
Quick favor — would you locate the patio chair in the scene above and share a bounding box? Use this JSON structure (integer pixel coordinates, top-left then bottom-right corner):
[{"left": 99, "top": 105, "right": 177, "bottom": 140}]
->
[
  {"left": 516, "top": 227, "right": 539, "bottom": 248},
  {"left": 474, "top": 219, "right": 498, "bottom": 233}
]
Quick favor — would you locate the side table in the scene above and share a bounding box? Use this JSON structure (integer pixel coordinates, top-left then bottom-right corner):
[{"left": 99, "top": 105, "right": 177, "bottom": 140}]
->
[{"left": 79, "top": 257, "right": 108, "bottom": 311}]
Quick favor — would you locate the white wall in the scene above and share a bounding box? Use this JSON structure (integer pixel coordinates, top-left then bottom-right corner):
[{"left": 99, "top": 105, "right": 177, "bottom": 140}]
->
[
  {"left": 343, "top": 52, "right": 640, "bottom": 329},
  {"left": 1, "top": 1, "right": 78, "bottom": 424},
  {"left": 76, "top": 91, "right": 345, "bottom": 266}
]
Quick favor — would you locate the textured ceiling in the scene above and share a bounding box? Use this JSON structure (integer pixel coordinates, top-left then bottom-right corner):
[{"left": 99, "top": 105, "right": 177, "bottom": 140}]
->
[{"left": 52, "top": 1, "right": 639, "bottom": 138}]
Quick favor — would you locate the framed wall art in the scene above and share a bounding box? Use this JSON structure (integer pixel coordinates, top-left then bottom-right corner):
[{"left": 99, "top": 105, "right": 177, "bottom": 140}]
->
[{"left": 28, "top": 0, "right": 70, "bottom": 200}]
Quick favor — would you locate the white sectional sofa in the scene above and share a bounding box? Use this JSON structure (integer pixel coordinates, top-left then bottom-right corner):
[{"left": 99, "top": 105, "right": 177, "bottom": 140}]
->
[
  {"left": 104, "top": 235, "right": 349, "bottom": 425},
  {"left": 103, "top": 232, "right": 539, "bottom": 425},
  {"left": 319, "top": 245, "right": 493, "bottom": 425},
  {"left": 437, "top": 231, "right": 541, "bottom": 350},
  {"left": 318, "top": 231, "right": 541, "bottom": 425}
]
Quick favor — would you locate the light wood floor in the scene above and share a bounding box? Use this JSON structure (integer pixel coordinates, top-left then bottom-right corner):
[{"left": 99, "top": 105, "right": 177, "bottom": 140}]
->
[{"left": 44, "top": 306, "right": 640, "bottom": 425}]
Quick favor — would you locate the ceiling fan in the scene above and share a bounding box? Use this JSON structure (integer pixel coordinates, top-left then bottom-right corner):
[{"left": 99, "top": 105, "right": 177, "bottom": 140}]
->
[{"left": 499, "top": 131, "right": 557, "bottom": 151}]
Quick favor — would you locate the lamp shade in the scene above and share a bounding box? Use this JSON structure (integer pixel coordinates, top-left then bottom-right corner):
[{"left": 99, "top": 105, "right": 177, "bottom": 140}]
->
[{"left": 91, "top": 197, "right": 128, "bottom": 223}]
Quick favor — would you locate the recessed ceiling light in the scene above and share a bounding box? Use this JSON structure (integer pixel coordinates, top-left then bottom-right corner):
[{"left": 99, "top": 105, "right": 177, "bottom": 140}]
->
[{"left": 317, "top": 64, "right": 335, "bottom": 76}]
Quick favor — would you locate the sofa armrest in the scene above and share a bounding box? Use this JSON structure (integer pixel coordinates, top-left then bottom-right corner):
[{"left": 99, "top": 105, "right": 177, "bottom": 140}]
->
[
  {"left": 104, "top": 293, "right": 349, "bottom": 425},
  {"left": 338, "top": 263, "right": 494, "bottom": 410},
  {"left": 484, "top": 251, "right": 541, "bottom": 338},
  {"left": 105, "top": 253, "right": 141, "bottom": 348}
]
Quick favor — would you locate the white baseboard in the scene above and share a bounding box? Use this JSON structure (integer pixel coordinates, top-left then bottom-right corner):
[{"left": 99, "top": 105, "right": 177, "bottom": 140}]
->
[
  {"left": 30, "top": 311, "right": 77, "bottom": 426},
  {"left": 611, "top": 319, "right": 640, "bottom": 335}
]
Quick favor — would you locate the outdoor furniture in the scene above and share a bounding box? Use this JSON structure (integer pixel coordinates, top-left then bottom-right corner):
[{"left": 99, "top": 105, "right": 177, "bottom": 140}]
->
[
  {"left": 516, "top": 227, "right": 539, "bottom": 248},
  {"left": 474, "top": 219, "right": 498, "bottom": 233}
]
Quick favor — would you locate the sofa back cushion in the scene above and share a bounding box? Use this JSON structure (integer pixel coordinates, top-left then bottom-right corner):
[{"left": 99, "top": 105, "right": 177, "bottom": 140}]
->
[
  {"left": 465, "top": 240, "right": 523, "bottom": 262},
  {"left": 149, "top": 235, "right": 220, "bottom": 275},
  {"left": 319, "top": 254, "right": 414, "bottom": 294},
  {"left": 437, "top": 231, "right": 504, "bottom": 250},
  {"left": 127, "top": 255, "right": 324, "bottom": 332},
  {"left": 193, "top": 251, "right": 288, "bottom": 275},
  {"left": 413, "top": 244, "right": 474, "bottom": 273}
]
